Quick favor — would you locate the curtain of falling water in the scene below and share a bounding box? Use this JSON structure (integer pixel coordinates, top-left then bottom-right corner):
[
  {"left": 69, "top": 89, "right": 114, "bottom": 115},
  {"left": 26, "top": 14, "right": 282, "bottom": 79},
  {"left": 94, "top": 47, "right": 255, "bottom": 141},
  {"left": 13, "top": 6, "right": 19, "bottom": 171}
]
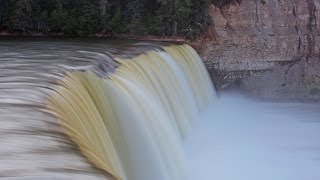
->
[{"left": 47, "top": 44, "right": 216, "bottom": 180}]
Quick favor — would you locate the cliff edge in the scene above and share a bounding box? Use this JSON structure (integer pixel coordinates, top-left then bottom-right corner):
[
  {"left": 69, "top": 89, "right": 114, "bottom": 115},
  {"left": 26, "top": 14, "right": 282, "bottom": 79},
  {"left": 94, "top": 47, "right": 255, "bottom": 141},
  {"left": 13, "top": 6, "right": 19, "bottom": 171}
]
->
[{"left": 197, "top": 0, "right": 320, "bottom": 101}]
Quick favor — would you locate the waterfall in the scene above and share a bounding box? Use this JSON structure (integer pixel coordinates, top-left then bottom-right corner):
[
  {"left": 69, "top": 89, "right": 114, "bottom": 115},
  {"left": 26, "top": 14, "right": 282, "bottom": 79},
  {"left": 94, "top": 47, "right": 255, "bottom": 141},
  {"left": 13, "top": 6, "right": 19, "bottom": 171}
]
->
[
  {"left": 2, "top": 40, "right": 320, "bottom": 180},
  {"left": 47, "top": 44, "right": 216, "bottom": 180}
]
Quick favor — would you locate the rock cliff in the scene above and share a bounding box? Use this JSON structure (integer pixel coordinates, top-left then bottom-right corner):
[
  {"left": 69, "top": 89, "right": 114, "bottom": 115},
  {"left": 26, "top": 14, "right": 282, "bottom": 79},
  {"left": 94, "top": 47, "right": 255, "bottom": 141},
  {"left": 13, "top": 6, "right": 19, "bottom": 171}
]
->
[{"left": 198, "top": 0, "right": 320, "bottom": 100}]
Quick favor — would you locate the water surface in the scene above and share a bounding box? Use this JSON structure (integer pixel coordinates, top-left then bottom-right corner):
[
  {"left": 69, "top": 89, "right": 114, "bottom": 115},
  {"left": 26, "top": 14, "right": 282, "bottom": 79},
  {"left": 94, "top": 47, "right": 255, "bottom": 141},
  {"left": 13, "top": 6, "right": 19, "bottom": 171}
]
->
[{"left": 185, "top": 93, "right": 320, "bottom": 180}]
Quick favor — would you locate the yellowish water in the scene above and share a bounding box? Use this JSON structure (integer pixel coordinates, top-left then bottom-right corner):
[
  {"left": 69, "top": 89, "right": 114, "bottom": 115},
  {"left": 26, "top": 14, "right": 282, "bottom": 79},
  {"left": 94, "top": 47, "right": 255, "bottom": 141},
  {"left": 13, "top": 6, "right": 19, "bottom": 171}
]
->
[{"left": 47, "top": 44, "right": 216, "bottom": 180}]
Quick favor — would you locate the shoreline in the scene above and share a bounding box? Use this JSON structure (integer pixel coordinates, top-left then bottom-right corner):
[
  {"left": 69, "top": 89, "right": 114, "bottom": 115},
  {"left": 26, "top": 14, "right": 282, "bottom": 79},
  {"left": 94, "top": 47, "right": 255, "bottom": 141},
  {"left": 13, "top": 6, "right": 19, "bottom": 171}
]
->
[{"left": 0, "top": 31, "right": 187, "bottom": 43}]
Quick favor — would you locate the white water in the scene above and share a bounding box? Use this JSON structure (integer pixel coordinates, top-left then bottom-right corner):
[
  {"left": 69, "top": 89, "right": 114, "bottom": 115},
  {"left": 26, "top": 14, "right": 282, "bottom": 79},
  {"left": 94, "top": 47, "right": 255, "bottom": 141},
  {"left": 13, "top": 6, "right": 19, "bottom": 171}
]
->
[
  {"left": 185, "top": 93, "right": 320, "bottom": 180},
  {"left": 2, "top": 40, "right": 319, "bottom": 180}
]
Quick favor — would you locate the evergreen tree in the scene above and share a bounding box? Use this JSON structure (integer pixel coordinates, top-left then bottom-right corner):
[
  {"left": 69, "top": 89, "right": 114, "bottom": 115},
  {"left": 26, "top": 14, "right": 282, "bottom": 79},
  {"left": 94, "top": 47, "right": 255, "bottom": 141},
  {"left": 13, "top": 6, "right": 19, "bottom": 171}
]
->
[
  {"left": 0, "top": 0, "right": 233, "bottom": 39},
  {"left": 0, "top": 0, "right": 9, "bottom": 29},
  {"left": 7, "top": 0, "right": 34, "bottom": 32},
  {"left": 125, "top": 0, "right": 146, "bottom": 34}
]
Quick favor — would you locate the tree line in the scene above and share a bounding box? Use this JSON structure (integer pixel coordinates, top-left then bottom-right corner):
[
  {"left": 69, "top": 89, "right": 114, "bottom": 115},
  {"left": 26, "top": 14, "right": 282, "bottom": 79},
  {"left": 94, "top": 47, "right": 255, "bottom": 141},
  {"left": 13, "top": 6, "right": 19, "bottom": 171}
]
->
[{"left": 0, "top": 0, "right": 232, "bottom": 39}]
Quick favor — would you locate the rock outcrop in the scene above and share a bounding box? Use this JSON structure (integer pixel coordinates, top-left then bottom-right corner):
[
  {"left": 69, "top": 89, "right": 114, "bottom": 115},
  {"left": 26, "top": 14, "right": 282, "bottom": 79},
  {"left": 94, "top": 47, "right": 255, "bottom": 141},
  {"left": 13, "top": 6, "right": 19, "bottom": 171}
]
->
[{"left": 198, "top": 0, "right": 320, "bottom": 100}]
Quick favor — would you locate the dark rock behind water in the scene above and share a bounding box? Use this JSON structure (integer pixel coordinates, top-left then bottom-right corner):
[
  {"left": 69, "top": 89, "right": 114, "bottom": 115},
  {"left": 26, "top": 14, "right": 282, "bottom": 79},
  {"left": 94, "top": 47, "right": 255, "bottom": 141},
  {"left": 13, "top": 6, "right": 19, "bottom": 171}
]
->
[{"left": 197, "top": 0, "right": 320, "bottom": 101}]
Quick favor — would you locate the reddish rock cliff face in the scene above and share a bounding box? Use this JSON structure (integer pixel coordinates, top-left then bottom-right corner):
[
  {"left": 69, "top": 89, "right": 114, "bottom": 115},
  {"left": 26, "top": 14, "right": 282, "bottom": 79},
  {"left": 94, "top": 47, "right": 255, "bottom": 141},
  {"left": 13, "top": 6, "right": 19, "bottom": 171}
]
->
[{"left": 198, "top": 0, "right": 320, "bottom": 100}]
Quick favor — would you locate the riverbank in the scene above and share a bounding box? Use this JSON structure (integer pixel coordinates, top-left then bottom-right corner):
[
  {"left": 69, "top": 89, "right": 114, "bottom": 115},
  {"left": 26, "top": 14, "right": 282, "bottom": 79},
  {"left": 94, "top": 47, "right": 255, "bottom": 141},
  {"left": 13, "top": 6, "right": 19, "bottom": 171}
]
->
[{"left": 0, "top": 30, "right": 187, "bottom": 42}]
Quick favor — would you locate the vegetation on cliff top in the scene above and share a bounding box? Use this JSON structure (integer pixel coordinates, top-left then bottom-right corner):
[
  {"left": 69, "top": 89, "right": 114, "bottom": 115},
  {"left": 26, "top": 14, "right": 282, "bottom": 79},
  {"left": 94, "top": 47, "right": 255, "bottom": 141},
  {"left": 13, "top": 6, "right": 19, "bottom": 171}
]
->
[{"left": 0, "top": 0, "right": 232, "bottom": 39}]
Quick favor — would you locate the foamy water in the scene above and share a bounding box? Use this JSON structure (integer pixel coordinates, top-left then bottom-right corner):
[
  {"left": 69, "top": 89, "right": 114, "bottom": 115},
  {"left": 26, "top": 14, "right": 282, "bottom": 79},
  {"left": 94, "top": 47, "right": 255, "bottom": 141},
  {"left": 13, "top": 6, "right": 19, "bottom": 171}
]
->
[{"left": 185, "top": 93, "right": 320, "bottom": 180}]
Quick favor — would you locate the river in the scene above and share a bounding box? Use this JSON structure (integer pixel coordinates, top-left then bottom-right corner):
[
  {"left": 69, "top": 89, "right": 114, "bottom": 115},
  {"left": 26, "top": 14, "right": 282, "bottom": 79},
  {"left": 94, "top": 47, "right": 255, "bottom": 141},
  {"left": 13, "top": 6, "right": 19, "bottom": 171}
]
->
[{"left": 0, "top": 38, "right": 319, "bottom": 180}]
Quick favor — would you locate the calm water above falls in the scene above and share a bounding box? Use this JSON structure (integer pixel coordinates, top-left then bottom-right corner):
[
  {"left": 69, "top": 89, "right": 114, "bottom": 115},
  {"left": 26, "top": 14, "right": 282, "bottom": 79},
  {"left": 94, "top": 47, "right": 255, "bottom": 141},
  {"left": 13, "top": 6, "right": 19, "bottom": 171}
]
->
[{"left": 185, "top": 93, "right": 320, "bottom": 180}]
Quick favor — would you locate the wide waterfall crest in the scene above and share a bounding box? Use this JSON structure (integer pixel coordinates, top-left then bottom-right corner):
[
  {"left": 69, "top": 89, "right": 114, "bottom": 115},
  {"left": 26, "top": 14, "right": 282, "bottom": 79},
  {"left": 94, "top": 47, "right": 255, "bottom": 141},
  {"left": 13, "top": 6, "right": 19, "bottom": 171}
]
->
[{"left": 48, "top": 44, "right": 216, "bottom": 180}]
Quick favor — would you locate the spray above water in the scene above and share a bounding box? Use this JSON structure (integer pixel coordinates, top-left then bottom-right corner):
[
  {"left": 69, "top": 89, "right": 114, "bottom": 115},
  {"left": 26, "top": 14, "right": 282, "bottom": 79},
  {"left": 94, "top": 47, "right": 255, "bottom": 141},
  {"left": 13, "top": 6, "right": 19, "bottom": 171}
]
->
[
  {"left": 184, "top": 93, "right": 320, "bottom": 180},
  {"left": 47, "top": 44, "right": 216, "bottom": 180}
]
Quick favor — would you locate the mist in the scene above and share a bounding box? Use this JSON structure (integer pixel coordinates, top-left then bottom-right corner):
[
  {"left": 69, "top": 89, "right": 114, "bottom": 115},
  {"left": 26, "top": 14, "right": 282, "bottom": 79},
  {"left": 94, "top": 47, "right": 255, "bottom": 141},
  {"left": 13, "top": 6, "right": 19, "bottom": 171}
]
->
[{"left": 185, "top": 92, "right": 320, "bottom": 180}]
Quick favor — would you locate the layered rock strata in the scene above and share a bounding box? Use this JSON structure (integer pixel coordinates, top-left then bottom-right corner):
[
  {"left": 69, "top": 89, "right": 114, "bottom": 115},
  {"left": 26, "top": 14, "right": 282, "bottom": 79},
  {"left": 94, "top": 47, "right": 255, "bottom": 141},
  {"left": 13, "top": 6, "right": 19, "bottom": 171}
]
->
[{"left": 198, "top": 0, "right": 320, "bottom": 100}]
